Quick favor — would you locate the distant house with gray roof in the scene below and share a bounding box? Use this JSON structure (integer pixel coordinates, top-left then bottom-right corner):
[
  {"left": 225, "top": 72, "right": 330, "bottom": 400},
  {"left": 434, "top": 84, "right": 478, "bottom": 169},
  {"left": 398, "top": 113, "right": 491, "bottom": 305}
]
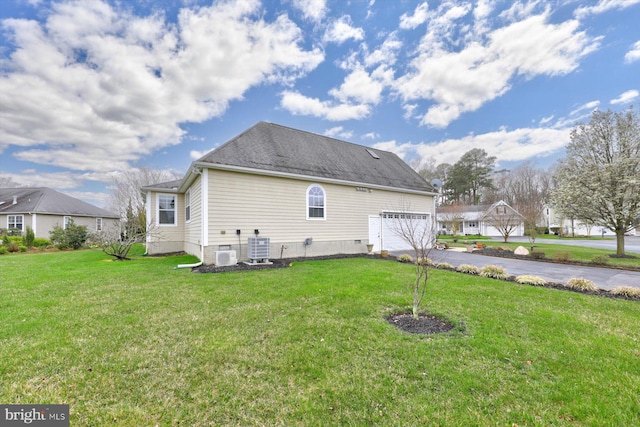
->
[
  {"left": 0, "top": 187, "right": 119, "bottom": 238},
  {"left": 436, "top": 200, "right": 524, "bottom": 237},
  {"left": 142, "top": 122, "right": 437, "bottom": 264}
]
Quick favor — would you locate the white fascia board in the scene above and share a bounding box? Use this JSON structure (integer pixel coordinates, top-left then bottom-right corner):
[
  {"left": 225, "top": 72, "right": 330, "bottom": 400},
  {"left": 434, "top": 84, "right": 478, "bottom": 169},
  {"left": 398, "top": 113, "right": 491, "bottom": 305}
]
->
[{"left": 192, "top": 162, "right": 438, "bottom": 197}]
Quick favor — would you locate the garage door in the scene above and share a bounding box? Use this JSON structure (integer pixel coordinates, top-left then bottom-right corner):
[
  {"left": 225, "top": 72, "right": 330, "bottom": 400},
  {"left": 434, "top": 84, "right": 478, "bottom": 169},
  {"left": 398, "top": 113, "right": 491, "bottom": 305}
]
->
[{"left": 369, "top": 212, "right": 432, "bottom": 252}]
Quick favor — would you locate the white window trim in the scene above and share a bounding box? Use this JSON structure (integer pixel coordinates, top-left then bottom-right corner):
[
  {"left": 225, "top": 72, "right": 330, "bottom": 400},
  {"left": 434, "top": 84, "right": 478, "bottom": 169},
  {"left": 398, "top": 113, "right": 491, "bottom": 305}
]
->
[
  {"left": 63, "top": 216, "right": 71, "bottom": 229},
  {"left": 96, "top": 217, "right": 103, "bottom": 231},
  {"left": 306, "top": 184, "right": 326, "bottom": 221},
  {"left": 8, "top": 215, "right": 24, "bottom": 231},
  {"left": 185, "top": 189, "right": 191, "bottom": 223},
  {"left": 156, "top": 193, "right": 177, "bottom": 226}
]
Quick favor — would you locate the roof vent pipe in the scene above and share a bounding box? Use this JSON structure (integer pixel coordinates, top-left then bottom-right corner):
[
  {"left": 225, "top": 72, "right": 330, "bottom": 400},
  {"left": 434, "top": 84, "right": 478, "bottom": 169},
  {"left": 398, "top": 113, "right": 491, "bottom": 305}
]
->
[{"left": 12, "top": 196, "right": 17, "bottom": 204}]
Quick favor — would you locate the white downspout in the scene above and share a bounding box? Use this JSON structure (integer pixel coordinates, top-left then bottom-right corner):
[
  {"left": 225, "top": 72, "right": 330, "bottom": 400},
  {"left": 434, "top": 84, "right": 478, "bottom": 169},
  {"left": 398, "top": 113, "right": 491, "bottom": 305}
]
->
[
  {"left": 144, "top": 191, "right": 151, "bottom": 255},
  {"left": 201, "top": 168, "right": 209, "bottom": 262}
]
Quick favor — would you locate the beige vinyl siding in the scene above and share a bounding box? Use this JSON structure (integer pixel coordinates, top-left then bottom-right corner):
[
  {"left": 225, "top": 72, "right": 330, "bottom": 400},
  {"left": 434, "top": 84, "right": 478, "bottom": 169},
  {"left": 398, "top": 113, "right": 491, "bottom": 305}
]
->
[
  {"left": 146, "top": 191, "right": 184, "bottom": 254},
  {"left": 1, "top": 214, "right": 118, "bottom": 238},
  {"left": 184, "top": 177, "right": 202, "bottom": 245},
  {"left": 207, "top": 169, "right": 433, "bottom": 248}
]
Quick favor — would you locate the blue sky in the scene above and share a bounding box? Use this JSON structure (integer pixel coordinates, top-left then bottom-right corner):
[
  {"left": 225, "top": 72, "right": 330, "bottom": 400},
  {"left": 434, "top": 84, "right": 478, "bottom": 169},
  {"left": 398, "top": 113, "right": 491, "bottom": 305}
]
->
[{"left": 1, "top": 0, "right": 639, "bottom": 207}]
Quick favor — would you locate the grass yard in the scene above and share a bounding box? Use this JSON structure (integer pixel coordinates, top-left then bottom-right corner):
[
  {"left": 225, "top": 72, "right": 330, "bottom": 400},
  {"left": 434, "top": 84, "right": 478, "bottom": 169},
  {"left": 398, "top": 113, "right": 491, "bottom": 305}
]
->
[{"left": 1, "top": 249, "right": 639, "bottom": 426}]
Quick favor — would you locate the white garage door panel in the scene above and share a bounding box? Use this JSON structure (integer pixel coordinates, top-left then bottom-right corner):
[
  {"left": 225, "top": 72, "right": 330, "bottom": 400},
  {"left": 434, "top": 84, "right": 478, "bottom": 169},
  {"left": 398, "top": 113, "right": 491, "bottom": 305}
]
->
[{"left": 373, "top": 213, "right": 432, "bottom": 251}]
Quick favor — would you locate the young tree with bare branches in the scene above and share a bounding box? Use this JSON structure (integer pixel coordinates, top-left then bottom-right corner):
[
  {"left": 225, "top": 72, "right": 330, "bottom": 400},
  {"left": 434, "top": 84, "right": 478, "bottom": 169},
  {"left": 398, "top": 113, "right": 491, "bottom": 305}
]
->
[{"left": 390, "top": 205, "right": 437, "bottom": 319}]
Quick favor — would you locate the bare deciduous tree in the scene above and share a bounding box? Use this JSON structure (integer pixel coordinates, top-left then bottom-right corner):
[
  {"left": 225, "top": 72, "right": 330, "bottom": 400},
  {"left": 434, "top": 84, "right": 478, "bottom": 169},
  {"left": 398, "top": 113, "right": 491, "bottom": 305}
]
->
[
  {"left": 107, "top": 166, "right": 181, "bottom": 220},
  {"left": 390, "top": 204, "right": 437, "bottom": 319},
  {"left": 486, "top": 161, "right": 552, "bottom": 237},
  {"left": 482, "top": 202, "right": 523, "bottom": 243},
  {"left": 93, "top": 215, "right": 162, "bottom": 261},
  {"left": 437, "top": 202, "right": 466, "bottom": 237}
]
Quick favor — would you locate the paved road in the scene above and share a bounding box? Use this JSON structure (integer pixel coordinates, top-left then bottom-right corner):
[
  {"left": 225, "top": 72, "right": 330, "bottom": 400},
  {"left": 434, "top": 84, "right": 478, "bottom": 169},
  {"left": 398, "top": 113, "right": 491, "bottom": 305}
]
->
[
  {"left": 391, "top": 249, "right": 640, "bottom": 291},
  {"left": 500, "top": 235, "right": 640, "bottom": 254}
]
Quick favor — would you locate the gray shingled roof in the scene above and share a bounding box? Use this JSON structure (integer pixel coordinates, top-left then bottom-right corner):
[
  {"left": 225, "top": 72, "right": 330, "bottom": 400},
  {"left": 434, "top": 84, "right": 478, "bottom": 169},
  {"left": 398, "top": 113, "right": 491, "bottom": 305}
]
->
[
  {"left": 195, "top": 122, "right": 434, "bottom": 192},
  {"left": 0, "top": 187, "right": 119, "bottom": 218}
]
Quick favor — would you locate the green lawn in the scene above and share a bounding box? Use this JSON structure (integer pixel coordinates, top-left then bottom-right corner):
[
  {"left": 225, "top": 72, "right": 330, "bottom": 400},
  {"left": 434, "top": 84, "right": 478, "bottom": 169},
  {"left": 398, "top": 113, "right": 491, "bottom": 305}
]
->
[{"left": 1, "top": 250, "right": 639, "bottom": 426}]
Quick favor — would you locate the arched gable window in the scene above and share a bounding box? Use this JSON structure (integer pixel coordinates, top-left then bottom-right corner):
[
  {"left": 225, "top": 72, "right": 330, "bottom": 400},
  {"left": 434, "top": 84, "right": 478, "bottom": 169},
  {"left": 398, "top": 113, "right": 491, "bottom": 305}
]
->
[{"left": 307, "top": 185, "right": 326, "bottom": 220}]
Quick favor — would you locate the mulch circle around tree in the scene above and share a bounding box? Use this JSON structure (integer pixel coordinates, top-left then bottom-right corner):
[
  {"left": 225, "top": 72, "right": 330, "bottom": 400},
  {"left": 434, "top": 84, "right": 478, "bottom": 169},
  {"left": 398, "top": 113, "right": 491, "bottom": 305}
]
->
[{"left": 386, "top": 312, "right": 457, "bottom": 335}]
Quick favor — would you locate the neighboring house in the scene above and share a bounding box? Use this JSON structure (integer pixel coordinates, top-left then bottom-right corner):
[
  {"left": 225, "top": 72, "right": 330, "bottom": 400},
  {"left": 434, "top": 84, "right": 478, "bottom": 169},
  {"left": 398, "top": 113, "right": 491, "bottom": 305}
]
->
[
  {"left": 142, "top": 122, "right": 437, "bottom": 264},
  {"left": 437, "top": 200, "right": 524, "bottom": 237},
  {"left": 544, "top": 206, "right": 622, "bottom": 237},
  {"left": 0, "top": 187, "right": 119, "bottom": 238}
]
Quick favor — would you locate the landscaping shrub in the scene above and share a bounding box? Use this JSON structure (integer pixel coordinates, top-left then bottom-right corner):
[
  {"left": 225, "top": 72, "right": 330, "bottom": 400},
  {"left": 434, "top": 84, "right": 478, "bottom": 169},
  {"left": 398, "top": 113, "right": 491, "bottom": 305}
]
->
[
  {"left": 456, "top": 264, "right": 479, "bottom": 275},
  {"left": 416, "top": 257, "right": 433, "bottom": 266},
  {"left": 553, "top": 251, "right": 572, "bottom": 262},
  {"left": 6, "top": 242, "right": 20, "bottom": 253},
  {"left": 49, "top": 220, "right": 89, "bottom": 250},
  {"left": 610, "top": 286, "right": 640, "bottom": 298},
  {"left": 18, "top": 245, "right": 27, "bottom": 252},
  {"left": 592, "top": 255, "right": 610, "bottom": 265},
  {"left": 2, "top": 234, "right": 9, "bottom": 246},
  {"left": 530, "top": 251, "right": 545, "bottom": 259},
  {"left": 516, "top": 275, "right": 547, "bottom": 286},
  {"left": 398, "top": 254, "right": 413, "bottom": 263},
  {"left": 32, "top": 238, "right": 51, "bottom": 248},
  {"left": 435, "top": 262, "right": 454, "bottom": 270},
  {"left": 22, "top": 226, "right": 35, "bottom": 248},
  {"left": 0, "top": 246, "right": 7, "bottom": 255},
  {"left": 480, "top": 265, "right": 509, "bottom": 280},
  {"left": 565, "top": 278, "right": 598, "bottom": 292}
]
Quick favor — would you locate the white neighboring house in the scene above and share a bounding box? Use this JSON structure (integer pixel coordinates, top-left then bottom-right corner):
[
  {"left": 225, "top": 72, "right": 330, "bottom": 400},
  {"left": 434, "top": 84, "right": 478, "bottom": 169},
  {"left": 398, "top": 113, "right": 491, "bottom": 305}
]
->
[
  {"left": 437, "top": 200, "right": 525, "bottom": 237},
  {"left": 544, "top": 206, "right": 636, "bottom": 237},
  {"left": 141, "top": 122, "right": 438, "bottom": 264}
]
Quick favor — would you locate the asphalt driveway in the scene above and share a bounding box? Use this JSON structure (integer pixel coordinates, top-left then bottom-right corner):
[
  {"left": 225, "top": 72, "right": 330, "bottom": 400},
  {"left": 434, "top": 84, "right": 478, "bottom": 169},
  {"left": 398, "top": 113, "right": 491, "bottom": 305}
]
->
[
  {"left": 499, "top": 235, "right": 640, "bottom": 254},
  {"left": 392, "top": 249, "right": 640, "bottom": 291}
]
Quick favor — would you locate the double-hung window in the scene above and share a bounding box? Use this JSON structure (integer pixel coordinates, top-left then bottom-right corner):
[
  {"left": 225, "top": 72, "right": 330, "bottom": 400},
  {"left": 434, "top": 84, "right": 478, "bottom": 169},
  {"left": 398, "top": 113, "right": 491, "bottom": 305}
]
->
[
  {"left": 63, "top": 216, "right": 71, "bottom": 229},
  {"left": 8, "top": 215, "right": 23, "bottom": 231},
  {"left": 158, "top": 194, "right": 177, "bottom": 225},
  {"left": 307, "top": 185, "right": 325, "bottom": 220},
  {"left": 96, "top": 217, "right": 103, "bottom": 231}
]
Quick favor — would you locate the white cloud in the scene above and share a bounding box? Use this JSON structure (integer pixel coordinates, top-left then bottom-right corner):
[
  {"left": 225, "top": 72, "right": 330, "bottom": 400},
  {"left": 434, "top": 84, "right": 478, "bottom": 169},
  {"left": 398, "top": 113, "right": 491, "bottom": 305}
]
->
[
  {"left": 395, "top": 10, "right": 599, "bottom": 128},
  {"left": 323, "top": 15, "right": 364, "bottom": 45},
  {"left": 570, "top": 100, "right": 600, "bottom": 116},
  {"left": 373, "top": 126, "right": 571, "bottom": 167},
  {"left": 0, "top": 0, "right": 324, "bottom": 172},
  {"left": 190, "top": 149, "right": 211, "bottom": 160},
  {"left": 64, "top": 191, "right": 111, "bottom": 207},
  {"left": 280, "top": 91, "right": 371, "bottom": 121},
  {"left": 364, "top": 32, "right": 402, "bottom": 67},
  {"left": 328, "top": 67, "right": 384, "bottom": 104},
  {"left": 324, "top": 126, "right": 353, "bottom": 139},
  {"left": 290, "top": 0, "right": 327, "bottom": 22},
  {"left": 574, "top": 0, "right": 640, "bottom": 19},
  {"left": 0, "top": 170, "right": 83, "bottom": 189},
  {"left": 610, "top": 89, "right": 639, "bottom": 104},
  {"left": 625, "top": 40, "right": 640, "bottom": 63},
  {"left": 399, "top": 2, "right": 429, "bottom": 30},
  {"left": 362, "top": 132, "right": 379, "bottom": 140},
  {"left": 540, "top": 115, "right": 554, "bottom": 125},
  {"left": 281, "top": 63, "right": 389, "bottom": 120}
]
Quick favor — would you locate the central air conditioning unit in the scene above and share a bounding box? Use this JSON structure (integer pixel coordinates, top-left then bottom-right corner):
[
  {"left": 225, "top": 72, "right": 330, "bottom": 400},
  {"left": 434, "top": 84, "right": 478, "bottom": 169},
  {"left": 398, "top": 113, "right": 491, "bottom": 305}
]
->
[
  {"left": 215, "top": 250, "right": 237, "bottom": 266},
  {"left": 247, "top": 237, "right": 271, "bottom": 264}
]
